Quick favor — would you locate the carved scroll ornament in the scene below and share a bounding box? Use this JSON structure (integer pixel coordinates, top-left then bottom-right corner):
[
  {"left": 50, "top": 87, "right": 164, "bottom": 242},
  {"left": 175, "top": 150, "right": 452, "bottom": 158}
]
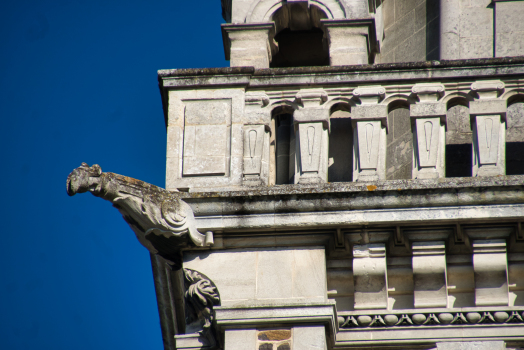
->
[
  {"left": 66, "top": 163, "right": 213, "bottom": 268},
  {"left": 184, "top": 268, "right": 221, "bottom": 348}
]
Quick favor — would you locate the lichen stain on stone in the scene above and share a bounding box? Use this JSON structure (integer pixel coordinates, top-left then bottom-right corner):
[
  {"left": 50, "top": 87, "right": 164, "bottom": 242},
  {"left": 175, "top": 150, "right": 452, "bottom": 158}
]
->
[{"left": 367, "top": 185, "right": 377, "bottom": 191}]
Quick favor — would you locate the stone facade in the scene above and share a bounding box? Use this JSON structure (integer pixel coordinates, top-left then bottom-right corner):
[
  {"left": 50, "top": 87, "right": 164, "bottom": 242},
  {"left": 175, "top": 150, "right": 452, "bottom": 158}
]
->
[{"left": 68, "top": 0, "right": 524, "bottom": 349}]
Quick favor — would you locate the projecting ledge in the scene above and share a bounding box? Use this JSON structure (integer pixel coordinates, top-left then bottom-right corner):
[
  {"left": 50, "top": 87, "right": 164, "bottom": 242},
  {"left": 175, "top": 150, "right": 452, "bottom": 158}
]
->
[{"left": 214, "top": 303, "right": 337, "bottom": 344}]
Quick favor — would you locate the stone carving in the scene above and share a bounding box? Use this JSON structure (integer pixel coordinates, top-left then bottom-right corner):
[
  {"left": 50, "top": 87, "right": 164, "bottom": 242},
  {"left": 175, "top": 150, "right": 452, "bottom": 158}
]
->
[
  {"left": 471, "top": 80, "right": 505, "bottom": 99},
  {"left": 339, "top": 310, "right": 524, "bottom": 328},
  {"left": 353, "top": 86, "right": 386, "bottom": 104},
  {"left": 66, "top": 163, "right": 213, "bottom": 268},
  {"left": 298, "top": 123, "right": 322, "bottom": 173},
  {"left": 184, "top": 268, "right": 221, "bottom": 348},
  {"left": 243, "top": 125, "right": 265, "bottom": 176},
  {"left": 475, "top": 116, "right": 501, "bottom": 165}
]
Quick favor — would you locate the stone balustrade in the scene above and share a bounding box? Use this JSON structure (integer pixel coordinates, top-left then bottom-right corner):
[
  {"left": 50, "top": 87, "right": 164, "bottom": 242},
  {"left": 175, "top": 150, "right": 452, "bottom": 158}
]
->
[{"left": 158, "top": 59, "right": 524, "bottom": 191}]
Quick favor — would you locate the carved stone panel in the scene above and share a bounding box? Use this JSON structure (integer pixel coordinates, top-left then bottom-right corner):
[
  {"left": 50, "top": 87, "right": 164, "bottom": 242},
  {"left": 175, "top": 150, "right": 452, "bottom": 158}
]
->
[
  {"left": 182, "top": 99, "right": 231, "bottom": 176},
  {"left": 298, "top": 123, "right": 322, "bottom": 172},
  {"left": 412, "top": 117, "right": 445, "bottom": 179},
  {"left": 472, "top": 115, "right": 506, "bottom": 176},
  {"left": 295, "top": 122, "right": 328, "bottom": 184},
  {"left": 473, "top": 240, "right": 509, "bottom": 306},
  {"left": 412, "top": 241, "right": 448, "bottom": 308},
  {"left": 243, "top": 125, "right": 265, "bottom": 175},
  {"left": 476, "top": 116, "right": 501, "bottom": 165},
  {"left": 353, "top": 120, "right": 386, "bottom": 181},
  {"left": 353, "top": 244, "right": 388, "bottom": 310}
]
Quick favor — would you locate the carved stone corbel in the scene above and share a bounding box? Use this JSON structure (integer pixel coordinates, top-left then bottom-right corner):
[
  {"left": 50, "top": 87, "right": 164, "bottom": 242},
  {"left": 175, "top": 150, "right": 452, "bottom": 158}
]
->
[
  {"left": 182, "top": 268, "right": 221, "bottom": 349},
  {"left": 66, "top": 163, "right": 213, "bottom": 269}
]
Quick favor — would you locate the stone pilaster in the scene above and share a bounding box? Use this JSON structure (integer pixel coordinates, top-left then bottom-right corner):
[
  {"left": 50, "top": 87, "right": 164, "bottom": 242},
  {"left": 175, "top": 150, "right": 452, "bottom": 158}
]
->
[
  {"left": 293, "top": 89, "right": 329, "bottom": 184},
  {"left": 351, "top": 86, "right": 387, "bottom": 182},
  {"left": 321, "top": 19, "right": 376, "bottom": 66},
  {"left": 472, "top": 239, "right": 509, "bottom": 306},
  {"left": 410, "top": 83, "right": 446, "bottom": 179},
  {"left": 243, "top": 92, "right": 270, "bottom": 186},
  {"left": 412, "top": 241, "right": 448, "bottom": 308},
  {"left": 221, "top": 23, "right": 276, "bottom": 69},
  {"left": 353, "top": 243, "right": 388, "bottom": 310},
  {"left": 470, "top": 80, "right": 506, "bottom": 177}
]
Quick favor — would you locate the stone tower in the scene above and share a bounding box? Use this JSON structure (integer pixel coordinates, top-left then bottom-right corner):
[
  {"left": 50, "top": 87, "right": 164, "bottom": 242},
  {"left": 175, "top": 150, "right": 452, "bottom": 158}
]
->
[{"left": 68, "top": 0, "right": 524, "bottom": 349}]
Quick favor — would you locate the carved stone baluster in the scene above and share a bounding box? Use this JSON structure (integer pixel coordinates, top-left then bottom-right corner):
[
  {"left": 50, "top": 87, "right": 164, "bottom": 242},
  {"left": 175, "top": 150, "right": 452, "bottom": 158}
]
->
[
  {"left": 470, "top": 80, "right": 506, "bottom": 177},
  {"left": 352, "top": 86, "right": 387, "bottom": 181},
  {"left": 293, "top": 89, "right": 330, "bottom": 184},
  {"left": 243, "top": 92, "right": 270, "bottom": 186},
  {"left": 411, "top": 84, "right": 446, "bottom": 179}
]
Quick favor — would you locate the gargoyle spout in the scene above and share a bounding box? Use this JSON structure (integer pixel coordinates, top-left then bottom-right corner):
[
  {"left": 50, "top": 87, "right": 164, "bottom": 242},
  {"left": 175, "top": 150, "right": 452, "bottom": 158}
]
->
[{"left": 67, "top": 163, "right": 213, "bottom": 268}]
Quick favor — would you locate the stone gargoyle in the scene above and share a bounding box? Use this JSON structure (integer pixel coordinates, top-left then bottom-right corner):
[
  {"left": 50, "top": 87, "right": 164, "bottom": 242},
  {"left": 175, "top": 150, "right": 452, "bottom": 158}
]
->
[{"left": 66, "top": 163, "right": 213, "bottom": 269}]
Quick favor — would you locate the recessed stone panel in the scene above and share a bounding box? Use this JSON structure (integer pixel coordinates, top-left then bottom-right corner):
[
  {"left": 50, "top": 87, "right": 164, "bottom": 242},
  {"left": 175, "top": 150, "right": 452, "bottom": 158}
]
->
[{"left": 182, "top": 99, "right": 231, "bottom": 176}]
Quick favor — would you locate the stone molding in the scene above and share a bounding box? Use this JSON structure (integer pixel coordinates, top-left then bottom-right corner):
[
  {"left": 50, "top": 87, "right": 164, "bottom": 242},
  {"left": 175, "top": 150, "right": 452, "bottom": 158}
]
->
[
  {"left": 339, "top": 308, "right": 524, "bottom": 328},
  {"left": 214, "top": 303, "right": 337, "bottom": 345}
]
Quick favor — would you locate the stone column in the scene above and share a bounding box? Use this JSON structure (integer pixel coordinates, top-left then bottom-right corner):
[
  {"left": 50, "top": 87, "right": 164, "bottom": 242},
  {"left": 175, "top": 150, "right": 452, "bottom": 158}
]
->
[
  {"left": 221, "top": 23, "right": 275, "bottom": 69},
  {"left": 351, "top": 86, "right": 387, "bottom": 181},
  {"left": 353, "top": 243, "right": 388, "bottom": 309},
  {"left": 410, "top": 83, "right": 446, "bottom": 179},
  {"left": 243, "top": 92, "right": 270, "bottom": 186},
  {"left": 321, "top": 19, "right": 376, "bottom": 66},
  {"left": 412, "top": 241, "right": 448, "bottom": 308},
  {"left": 293, "top": 89, "right": 329, "bottom": 184},
  {"left": 470, "top": 80, "right": 506, "bottom": 177},
  {"left": 472, "top": 239, "right": 509, "bottom": 306}
]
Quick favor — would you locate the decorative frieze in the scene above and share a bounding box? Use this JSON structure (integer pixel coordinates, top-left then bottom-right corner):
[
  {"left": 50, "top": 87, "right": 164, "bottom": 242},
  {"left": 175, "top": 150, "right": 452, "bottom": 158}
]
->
[
  {"left": 339, "top": 309, "right": 524, "bottom": 329},
  {"left": 472, "top": 240, "right": 509, "bottom": 306},
  {"left": 412, "top": 241, "right": 448, "bottom": 308},
  {"left": 353, "top": 244, "right": 388, "bottom": 309}
]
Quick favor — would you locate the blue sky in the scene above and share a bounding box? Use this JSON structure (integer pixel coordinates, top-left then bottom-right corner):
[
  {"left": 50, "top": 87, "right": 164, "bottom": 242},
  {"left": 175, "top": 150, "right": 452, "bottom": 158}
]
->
[{"left": 1, "top": 1, "right": 227, "bottom": 349}]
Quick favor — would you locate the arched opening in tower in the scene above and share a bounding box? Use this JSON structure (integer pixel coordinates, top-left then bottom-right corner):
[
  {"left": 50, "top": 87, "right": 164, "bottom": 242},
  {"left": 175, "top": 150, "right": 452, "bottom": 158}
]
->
[{"left": 270, "top": 3, "right": 329, "bottom": 68}]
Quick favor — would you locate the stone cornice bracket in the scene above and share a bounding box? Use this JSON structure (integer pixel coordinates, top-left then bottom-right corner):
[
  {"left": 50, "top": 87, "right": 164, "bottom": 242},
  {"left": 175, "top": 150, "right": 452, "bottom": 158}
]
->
[{"left": 66, "top": 163, "right": 213, "bottom": 269}]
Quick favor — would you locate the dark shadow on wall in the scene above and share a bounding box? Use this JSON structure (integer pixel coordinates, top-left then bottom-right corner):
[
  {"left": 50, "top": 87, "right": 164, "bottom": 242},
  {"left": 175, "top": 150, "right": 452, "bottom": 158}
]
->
[
  {"left": 328, "top": 112, "right": 353, "bottom": 182},
  {"left": 445, "top": 144, "right": 472, "bottom": 178},
  {"left": 426, "top": 0, "right": 440, "bottom": 60},
  {"left": 507, "top": 142, "right": 524, "bottom": 175}
]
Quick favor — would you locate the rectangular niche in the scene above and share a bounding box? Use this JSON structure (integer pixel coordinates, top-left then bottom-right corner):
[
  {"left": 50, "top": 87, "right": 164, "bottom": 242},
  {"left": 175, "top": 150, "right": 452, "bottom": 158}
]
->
[{"left": 182, "top": 99, "right": 231, "bottom": 176}]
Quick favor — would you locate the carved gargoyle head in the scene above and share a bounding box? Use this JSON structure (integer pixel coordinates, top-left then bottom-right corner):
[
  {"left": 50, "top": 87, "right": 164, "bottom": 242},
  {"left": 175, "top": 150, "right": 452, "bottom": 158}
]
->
[{"left": 66, "top": 163, "right": 102, "bottom": 196}]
